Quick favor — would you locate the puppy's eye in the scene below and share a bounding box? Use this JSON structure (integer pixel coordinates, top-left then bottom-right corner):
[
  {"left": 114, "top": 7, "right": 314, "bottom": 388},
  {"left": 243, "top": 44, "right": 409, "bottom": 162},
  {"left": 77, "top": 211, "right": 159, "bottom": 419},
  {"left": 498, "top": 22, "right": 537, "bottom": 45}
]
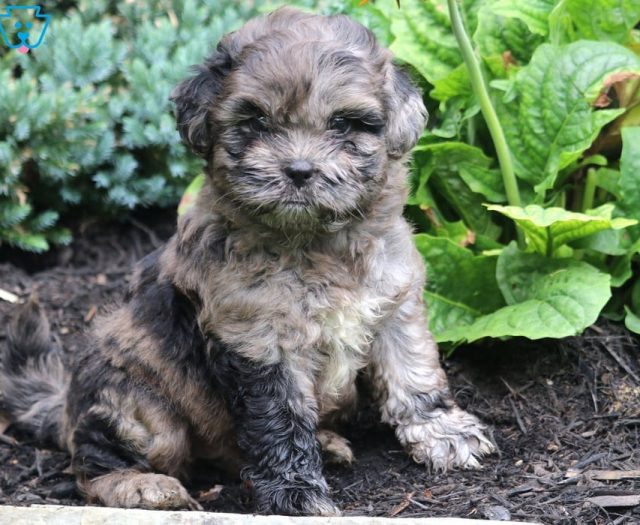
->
[
  {"left": 248, "top": 115, "right": 269, "bottom": 133},
  {"left": 329, "top": 116, "right": 351, "bottom": 134}
]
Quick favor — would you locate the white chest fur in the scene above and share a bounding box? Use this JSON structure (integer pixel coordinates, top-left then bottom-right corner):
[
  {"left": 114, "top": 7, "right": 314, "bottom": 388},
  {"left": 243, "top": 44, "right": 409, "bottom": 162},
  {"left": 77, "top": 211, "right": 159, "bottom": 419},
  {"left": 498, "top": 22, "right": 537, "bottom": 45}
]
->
[{"left": 312, "top": 290, "right": 393, "bottom": 413}]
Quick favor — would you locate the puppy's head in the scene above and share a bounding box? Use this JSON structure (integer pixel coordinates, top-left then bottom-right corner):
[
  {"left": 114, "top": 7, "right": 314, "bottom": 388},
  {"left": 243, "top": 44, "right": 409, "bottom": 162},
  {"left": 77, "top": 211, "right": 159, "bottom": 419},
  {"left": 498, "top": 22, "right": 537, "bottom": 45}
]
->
[{"left": 171, "top": 7, "right": 426, "bottom": 231}]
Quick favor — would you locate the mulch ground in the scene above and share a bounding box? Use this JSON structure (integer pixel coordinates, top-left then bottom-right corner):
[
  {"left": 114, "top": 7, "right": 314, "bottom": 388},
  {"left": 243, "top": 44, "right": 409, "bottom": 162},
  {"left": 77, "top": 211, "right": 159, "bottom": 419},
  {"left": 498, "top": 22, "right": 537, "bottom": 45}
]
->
[{"left": 0, "top": 210, "right": 639, "bottom": 524}]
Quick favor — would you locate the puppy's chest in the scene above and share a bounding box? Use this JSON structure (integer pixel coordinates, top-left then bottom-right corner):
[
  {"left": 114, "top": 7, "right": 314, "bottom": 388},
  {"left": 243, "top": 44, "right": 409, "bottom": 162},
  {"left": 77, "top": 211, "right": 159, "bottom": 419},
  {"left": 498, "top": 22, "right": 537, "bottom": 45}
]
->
[
  {"left": 211, "top": 250, "right": 396, "bottom": 365},
  {"left": 303, "top": 278, "right": 390, "bottom": 410},
  {"left": 310, "top": 285, "right": 386, "bottom": 354},
  {"left": 209, "top": 252, "right": 395, "bottom": 410}
]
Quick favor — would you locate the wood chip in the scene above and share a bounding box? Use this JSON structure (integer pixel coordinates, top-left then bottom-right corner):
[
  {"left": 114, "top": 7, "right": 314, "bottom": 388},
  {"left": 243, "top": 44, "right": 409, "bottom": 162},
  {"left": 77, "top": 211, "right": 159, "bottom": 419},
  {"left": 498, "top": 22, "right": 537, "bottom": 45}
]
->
[
  {"left": 197, "top": 484, "right": 224, "bottom": 503},
  {"left": 389, "top": 491, "right": 415, "bottom": 517},
  {"left": 507, "top": 485, "right": 534, "bottom": 497},
  {"left": 0, "top": 288, "right": 19, "bottom": 303},
  {"left": 587, "top": 495, "right": 640, "bottom": 508},
  {"left": 587, "top": 470, "right": 640, "bottom": 481},
  {"left": 84, "top": 305, "right": 98, "bottom": 323}
]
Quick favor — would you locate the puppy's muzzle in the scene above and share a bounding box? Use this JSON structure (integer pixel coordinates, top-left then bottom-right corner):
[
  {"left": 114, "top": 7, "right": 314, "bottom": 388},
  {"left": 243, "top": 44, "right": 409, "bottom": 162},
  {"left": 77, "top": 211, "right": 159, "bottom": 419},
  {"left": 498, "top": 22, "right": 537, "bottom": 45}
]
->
[{"left": 285, "top": 159, "right": 315, "bottom": 188}]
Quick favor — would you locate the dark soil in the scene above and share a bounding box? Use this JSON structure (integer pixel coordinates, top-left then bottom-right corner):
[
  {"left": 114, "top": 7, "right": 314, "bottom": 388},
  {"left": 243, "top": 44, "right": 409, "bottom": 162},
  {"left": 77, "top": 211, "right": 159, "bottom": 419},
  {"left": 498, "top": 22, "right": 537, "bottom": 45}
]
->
[{"left": 0, "top": 211, "right": 639, "bottom": 524}]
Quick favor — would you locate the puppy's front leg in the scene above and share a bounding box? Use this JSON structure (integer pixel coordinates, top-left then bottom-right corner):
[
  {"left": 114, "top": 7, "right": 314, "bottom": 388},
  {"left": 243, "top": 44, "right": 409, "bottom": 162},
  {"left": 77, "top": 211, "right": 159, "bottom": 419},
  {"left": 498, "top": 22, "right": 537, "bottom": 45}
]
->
[
  {"left": 370, "top": 293, "right": 495, "bottom": 471},
  {"left": 209, "top": 338, "right": 338, "bottom": 516}
]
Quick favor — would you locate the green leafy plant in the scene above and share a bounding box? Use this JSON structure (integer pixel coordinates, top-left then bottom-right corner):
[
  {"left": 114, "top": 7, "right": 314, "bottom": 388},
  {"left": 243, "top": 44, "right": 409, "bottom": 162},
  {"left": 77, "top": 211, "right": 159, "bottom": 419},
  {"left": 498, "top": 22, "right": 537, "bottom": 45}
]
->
[
  {"left": 364, "top": 0, "right": 640, "bottom": 342},
  {"left": 0, "top": 0, "right": 285, "bottom": 252}
]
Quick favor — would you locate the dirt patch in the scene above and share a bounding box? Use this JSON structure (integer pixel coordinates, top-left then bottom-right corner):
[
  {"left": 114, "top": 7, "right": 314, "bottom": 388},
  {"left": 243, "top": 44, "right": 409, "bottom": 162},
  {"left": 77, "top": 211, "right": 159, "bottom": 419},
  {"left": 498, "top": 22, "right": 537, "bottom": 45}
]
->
[{"left": 0, "top": 212, "right": 638, "bottom": 524}]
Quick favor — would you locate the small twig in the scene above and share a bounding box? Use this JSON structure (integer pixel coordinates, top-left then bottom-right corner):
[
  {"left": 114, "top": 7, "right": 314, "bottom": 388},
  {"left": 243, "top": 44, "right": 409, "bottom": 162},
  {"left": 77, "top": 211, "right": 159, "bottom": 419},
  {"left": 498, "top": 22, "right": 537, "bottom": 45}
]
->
[
  {"left": 0, "top": 433, "right": 18, "bottom": 446},
  {"left": 601, "top": 341, "right": 640, "bottom": 384},
  {"left": 408, "top": 497, "right": 431, "bottom": 511},
  {"left": 573, "top": 451, "right": 608, "bottom": 470},
  {"left": 508, "top": 397, "right": 528, "bottom": 435},
  {"left": 507, "top": 485, "right": 534, "bottom": 497},
  {"left": 612, "top": 514, "right": 632, "bottom": 525}
]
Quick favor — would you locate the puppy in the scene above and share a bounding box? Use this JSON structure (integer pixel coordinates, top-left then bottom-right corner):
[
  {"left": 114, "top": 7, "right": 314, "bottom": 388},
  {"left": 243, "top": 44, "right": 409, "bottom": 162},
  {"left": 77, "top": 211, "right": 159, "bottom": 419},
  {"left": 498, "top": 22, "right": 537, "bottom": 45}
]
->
[{"left": 0, "top": 7, "right": 494, "bottom": 516}]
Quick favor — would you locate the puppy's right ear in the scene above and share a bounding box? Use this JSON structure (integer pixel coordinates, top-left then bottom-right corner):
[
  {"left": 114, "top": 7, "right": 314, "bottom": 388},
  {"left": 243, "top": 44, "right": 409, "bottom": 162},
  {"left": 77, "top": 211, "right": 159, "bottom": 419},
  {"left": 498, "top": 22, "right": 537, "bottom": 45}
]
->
[{"left": 170, "top": 43, "right": 233, "bottom": 157}]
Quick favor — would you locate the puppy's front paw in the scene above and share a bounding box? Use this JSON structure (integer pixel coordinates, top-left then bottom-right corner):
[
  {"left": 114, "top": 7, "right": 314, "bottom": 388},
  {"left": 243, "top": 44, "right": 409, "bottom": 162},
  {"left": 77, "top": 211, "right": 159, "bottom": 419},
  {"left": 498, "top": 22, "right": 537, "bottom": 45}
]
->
[
  {"left": 398, "top": 407, "right": 495, "bottom": 471},
  {"left": 256, "top": 478, "right": 340, "bottom": 516}
]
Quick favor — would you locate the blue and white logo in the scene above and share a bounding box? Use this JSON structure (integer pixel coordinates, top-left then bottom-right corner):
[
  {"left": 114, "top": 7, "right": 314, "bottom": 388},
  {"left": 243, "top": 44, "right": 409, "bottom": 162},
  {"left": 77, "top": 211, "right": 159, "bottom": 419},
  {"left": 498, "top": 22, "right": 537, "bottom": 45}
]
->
[{"left": 0, "top": 5, "right": 50, "bottom": 53}]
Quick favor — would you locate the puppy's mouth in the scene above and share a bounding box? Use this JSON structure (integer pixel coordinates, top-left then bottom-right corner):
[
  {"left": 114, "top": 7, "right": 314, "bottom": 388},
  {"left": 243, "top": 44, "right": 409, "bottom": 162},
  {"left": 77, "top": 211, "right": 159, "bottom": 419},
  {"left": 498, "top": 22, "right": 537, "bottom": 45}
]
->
[
  {"left": 275, "top": 199, "right": 318, "bottom": 218},
  {"left": 280, "top": 198, "right": 310, "bottom": 207}
]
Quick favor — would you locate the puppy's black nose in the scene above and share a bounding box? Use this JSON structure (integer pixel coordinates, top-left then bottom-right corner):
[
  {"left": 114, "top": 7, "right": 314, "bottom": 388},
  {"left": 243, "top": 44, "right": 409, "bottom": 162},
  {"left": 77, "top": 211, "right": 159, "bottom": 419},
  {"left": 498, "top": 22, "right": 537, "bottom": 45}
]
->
[{"left": 284, "top": 160, "right": 314, "bottom": 188}]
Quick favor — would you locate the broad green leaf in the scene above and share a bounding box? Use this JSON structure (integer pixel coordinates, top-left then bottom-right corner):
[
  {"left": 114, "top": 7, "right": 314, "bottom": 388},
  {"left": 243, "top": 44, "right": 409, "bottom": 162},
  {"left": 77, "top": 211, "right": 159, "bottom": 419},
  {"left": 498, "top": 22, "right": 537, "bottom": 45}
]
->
[
  {"left": 632, "top": 278, "right": 640, "bottom": 312},
  {"left": 437, "top": 243, "right": 611, "bottom": 342},
  {"left": 415, "top": 142, "right": 506, "bottom": 201},
  {"left": 491, "top": 0, "right": 556, "bottom": 35},
  {"left": 413, "top": 143, "right": 503, "bottom": 237},
  {"left": 498, "top": 41, "right": 640, "bottom": 193},
  {"left": 429, "top": 100, "right": 465, "bottom": 138},
  {"left": 379, "top": 0, "right": 461, "bottom": 83},
  {"left": 576, "top": 229, "right": 632, "bottom": 256},
  {"left": 474, "top": 6, "right": 544, "bottom": 64},
  {"left": 606, "top": 239, "right": 640, "bottom": 287},
  {"left": 618, "top": 127, "right": 640, "bottom": 221},
  {"left": 594, "top": 167, "right": 622, "bottom": 199},
  {"left": 624, "top": 306, "right": 640, "bottom": 334},
  {"left": 414, "top": 234, "right": 505, "bottom": 340},
  {"left": 429, "top": 98, "right": 480, "bottom": 139},
  {"left": 431, "top": 64, "right": 471, "bottom": 102},
  {"left": 618, "top": 127, "right": 640, "bottom": 245},
  {"left": 551, "top": 0, "right": 640, "bottom": 45},
  {"left": 433, "top": 220, "right": 476, "bottom": 245},
  {"left": 487, "top": 204, "right": 637, "bottom": 255}
]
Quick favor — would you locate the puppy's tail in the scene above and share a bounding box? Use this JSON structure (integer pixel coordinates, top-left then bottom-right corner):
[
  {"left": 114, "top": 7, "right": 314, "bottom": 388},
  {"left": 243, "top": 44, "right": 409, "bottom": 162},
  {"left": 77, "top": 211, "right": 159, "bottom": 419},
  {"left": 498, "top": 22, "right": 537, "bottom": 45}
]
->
[{"left": 0, "top": 297, "right": 68, "bottom": 447}]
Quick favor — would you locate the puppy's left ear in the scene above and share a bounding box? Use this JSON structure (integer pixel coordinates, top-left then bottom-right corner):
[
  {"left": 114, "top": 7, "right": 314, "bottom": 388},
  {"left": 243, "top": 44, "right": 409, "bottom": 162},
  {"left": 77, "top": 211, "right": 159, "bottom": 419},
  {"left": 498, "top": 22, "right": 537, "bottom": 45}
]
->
[
  {"left": 170, "top": 43, "right": 233, "bottom": 157},
  {"left": 384, "top": 64, "right": 428, "bottom": 158}
]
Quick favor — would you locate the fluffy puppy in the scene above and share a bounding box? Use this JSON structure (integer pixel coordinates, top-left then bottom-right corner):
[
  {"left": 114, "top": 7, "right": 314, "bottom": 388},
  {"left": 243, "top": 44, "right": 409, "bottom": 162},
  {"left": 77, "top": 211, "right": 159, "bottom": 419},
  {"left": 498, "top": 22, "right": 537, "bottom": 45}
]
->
[{"left": 0, "top": 7, "right": 494, "bottom": 516}]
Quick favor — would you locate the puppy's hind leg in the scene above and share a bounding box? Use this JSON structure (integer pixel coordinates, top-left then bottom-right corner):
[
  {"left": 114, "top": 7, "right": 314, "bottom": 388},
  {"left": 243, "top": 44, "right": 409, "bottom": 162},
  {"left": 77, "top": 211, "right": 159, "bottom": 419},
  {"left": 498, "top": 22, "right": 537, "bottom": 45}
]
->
[
  {"left": 70, "top": 388, "right": 201, "bottom": 510},
  {"left": 317, "top": 429, "right": 354, "bottom": 465},
  {"left": 86, "top": 471, "right": 201, "bottom": 511}
]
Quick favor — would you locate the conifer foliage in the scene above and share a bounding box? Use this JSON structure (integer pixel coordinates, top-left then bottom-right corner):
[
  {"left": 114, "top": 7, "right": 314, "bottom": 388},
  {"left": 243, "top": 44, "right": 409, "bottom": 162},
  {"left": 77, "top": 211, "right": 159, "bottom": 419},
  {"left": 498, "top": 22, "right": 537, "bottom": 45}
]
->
[{"left": 0, "top": 0, "right": 271, "bottom": 252}]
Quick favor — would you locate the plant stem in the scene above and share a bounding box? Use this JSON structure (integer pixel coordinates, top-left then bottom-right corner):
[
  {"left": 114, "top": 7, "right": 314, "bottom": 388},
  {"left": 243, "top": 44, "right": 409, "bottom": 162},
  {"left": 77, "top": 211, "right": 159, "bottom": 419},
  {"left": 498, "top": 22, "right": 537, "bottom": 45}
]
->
[
  {"left": 467, "top": 114, "right": 476, "bottom": 145},
  {"left": 446, "top": 0, "right": 524, "bottom": 248},
  {"left": 581, "top": 168, "right": 597, "bottom": 212}
]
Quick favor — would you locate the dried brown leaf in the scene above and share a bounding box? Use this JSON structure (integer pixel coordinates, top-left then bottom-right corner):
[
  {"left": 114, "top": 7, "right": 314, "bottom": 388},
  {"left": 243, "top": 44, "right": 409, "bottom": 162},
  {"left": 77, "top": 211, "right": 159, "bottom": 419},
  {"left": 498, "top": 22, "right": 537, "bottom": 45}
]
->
[
  {"left": 197, "top": 484, "right": 224, "bottom": 503},
  {"left": 389, "top": 491, "right": 415, "bottom": 517}
]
